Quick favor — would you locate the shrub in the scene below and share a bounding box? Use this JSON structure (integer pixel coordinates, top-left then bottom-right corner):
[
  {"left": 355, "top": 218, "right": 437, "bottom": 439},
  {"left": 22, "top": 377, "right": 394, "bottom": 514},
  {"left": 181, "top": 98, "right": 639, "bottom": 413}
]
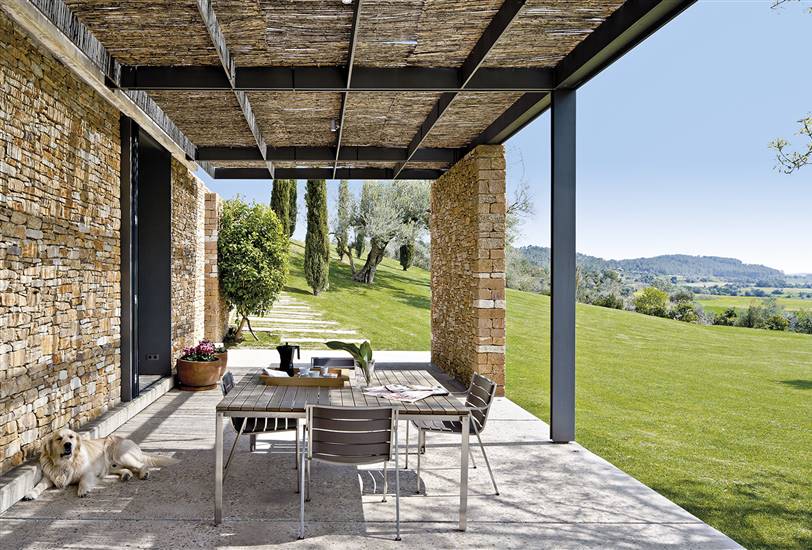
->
[
  {"left": 304, "top": 179, "right": 330, "bottom": 295},
  {"left": 634, "top": 287, "right": 669, "bottom": 317},
  {"left": 765, "top": 314, "right": 789, "bottom": 331},
  {"left": 713, "top": 307, "right": 738, "bottom": 326},
  {"left": 218, "top": 199, "right": 288, "bottom": 339},
  {"left": 593, "top": 294, "right": 624, "bottom": 310},
  {"left": 399, "top": 242, "right": 414, "bottom": 271},
  {"left": 670, "top": 301, "right": 699, "bottom": 323},
  {"left": 792, "top": 310, "right": 812, "bottom": 334}
]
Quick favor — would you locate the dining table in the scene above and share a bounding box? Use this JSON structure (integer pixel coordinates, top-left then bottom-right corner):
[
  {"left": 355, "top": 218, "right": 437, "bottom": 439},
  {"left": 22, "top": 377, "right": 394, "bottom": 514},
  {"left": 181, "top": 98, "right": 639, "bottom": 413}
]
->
[{"left": 214, "top": 366, "right": 473, "bottom": 530}]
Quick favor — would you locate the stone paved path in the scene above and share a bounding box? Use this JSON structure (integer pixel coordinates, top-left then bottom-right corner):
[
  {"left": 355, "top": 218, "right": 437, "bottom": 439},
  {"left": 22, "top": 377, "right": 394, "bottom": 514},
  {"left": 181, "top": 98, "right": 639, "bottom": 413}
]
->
[{"left": 249, "top": 292, "right": 364, "bottom": 348}]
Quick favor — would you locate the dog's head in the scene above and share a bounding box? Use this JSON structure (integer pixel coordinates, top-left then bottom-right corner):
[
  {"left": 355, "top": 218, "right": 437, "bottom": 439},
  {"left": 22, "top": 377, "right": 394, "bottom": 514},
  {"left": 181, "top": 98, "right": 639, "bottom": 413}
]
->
[{"left": 46, "top": 429, "right": 82, "bottom": 461}]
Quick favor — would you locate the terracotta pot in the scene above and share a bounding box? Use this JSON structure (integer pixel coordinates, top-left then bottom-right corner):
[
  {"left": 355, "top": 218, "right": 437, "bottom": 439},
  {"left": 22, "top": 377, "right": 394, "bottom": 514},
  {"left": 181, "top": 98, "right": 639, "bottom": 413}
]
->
[
  {"left": 176, "top": 358, "right": 221, "bottom": 390},
  {"left": 214, "top": 350, "right": 228, "bottom": 378}
]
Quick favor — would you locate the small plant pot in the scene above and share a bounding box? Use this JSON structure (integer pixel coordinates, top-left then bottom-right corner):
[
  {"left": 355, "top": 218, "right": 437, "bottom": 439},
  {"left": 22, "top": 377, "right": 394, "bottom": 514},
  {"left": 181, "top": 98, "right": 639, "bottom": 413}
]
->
[
  {"left": 214, "top": 350, "right": 228, "bottom": 378},
  {"left": 177, "top": 358, "right": 222, "bottom": 391}
]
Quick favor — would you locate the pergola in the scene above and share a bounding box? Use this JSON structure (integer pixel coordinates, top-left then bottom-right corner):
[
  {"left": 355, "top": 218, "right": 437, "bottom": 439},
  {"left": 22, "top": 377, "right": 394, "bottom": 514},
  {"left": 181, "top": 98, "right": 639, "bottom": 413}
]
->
[{"left": 4, "top": 0, "right": 694, "bottom": 443}]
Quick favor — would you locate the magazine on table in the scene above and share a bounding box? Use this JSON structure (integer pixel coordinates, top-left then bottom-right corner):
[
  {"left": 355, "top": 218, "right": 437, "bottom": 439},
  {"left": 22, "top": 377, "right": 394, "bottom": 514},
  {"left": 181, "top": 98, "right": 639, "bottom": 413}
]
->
[{"left": 363, "top": 384, "right": 449, "bottom": 403}]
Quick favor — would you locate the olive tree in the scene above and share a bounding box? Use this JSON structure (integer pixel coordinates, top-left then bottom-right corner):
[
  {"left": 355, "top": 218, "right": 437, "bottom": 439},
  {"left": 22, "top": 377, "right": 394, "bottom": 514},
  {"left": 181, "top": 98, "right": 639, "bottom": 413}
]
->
[
  {"left": 218, "top": 199, "right": 289, "bottom": 340},
  {"left": 352, "top": 180, "right": 429, "bottom": 284}
]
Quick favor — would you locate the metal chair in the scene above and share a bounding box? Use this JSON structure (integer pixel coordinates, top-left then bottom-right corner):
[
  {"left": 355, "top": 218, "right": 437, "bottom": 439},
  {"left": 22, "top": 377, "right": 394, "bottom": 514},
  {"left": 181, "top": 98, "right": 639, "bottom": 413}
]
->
[
  {"left": 220, "top": 372, "right": 300, "bottom": 477},
  {"left": 311, "top": 357, "right": 356, "bottom": 369},
  {"left": 409, "top": 373, "right": 499, "bottom": 495},
  {"left": 299, "top": 405, "right": 400, "bottom": 541}
]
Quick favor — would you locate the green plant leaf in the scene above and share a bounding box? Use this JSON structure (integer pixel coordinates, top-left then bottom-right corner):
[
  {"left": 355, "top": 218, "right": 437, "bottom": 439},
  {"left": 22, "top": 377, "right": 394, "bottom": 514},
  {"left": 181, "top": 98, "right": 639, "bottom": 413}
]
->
[{"left": 359, "top": 340, "right": 373, "bottom": 362}]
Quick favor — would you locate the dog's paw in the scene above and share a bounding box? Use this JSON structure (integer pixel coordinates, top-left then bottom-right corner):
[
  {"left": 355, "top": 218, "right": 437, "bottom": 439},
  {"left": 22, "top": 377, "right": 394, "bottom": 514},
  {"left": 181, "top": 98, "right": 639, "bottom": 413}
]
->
[
  {"left": 120, "top": 471, "right": 132, "bottom": 482},
  {"left": 77, "top": 488, "right": 89, "bottom": 498},
  {"left": 22, "top": 493, "right": 37, "bottom": 501},
  {"left": 138, "top": 470, "right": 150, "bottom": 480}
]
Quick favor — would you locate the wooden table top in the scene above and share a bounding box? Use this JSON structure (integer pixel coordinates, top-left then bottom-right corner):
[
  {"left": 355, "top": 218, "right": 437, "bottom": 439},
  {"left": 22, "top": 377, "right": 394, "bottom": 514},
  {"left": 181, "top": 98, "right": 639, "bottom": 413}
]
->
[{"left": 216, "top": 368, "right": 469, "bottom": 417}]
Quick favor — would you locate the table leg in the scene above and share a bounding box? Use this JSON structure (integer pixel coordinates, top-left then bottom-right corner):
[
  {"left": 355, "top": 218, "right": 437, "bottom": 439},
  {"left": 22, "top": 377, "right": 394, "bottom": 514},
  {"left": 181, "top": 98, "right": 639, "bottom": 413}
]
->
[
  {"left": 459, "top": 413, "right": 469, "bottom": 531},
  {"left": 215, "top": 411, "right": 223, "bottom": 525}
]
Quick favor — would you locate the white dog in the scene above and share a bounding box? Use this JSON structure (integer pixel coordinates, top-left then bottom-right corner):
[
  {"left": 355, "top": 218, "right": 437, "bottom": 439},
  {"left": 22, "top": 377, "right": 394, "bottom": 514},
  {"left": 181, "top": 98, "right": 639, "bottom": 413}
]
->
[{"left": 23, "top": 429, "right": 178, "bottom": 500}]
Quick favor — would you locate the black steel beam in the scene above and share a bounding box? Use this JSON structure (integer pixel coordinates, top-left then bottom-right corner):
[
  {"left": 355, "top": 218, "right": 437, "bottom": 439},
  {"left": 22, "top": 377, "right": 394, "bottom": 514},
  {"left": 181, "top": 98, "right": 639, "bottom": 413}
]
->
[
  {"left": 119, "top": 65, "right": 554, "bottom": 92},
  {"left": 199, "top": 146, "right": 462, "bottom": 163},
  {"left": 481, "top": 0, "right": 696, "bottom": 147},
  {"left": 196, "top": 146, "right": 264, "bottom": 161},
  {"left": 469, "top": 93, "right": 549, "bottom": 148},
  {"left": 557, "top": 0, "right": 695, "bottom": 89},
  {"left": 333, "top": 0, "right": 364, "bottom": 178},
  {"left": 393, "top": 0, "right": 527, "bottom": 178},
  {"left": 213, "top": 167, "right": 443, "bottom": 180}
]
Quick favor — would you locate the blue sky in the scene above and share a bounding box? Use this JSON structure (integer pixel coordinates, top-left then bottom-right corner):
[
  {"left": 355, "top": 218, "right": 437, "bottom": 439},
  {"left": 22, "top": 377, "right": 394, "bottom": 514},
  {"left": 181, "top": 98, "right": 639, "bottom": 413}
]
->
[{"left": 200, "top": 1, "right": 812, "bottom": 274}]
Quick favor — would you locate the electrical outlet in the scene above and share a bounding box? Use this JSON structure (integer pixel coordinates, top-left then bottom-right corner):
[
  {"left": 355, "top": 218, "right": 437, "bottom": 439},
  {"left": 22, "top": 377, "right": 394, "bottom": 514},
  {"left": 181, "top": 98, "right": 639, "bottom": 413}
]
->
[{"left": 146, "top": 354, "right": 159, "bottom": 361}]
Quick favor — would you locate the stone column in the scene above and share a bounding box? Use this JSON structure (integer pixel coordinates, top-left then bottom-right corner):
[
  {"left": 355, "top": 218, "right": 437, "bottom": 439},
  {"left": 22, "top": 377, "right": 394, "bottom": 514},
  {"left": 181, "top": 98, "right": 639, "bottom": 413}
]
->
[
  {"left": 203, "top": 192, "right": 229, "bottom": 341},
  {"left": 430, "top": 145, "right": 506, "bottom": 395}
]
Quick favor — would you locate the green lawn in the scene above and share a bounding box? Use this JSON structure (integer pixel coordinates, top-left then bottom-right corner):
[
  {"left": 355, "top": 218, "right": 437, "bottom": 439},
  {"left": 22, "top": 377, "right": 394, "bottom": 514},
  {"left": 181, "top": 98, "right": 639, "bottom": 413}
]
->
[
  {"left": 275, "top": 243, "right": 811, "bottom": 549},
  {"left": 697, "top": 294, "right": 812, "bottom": 314}
]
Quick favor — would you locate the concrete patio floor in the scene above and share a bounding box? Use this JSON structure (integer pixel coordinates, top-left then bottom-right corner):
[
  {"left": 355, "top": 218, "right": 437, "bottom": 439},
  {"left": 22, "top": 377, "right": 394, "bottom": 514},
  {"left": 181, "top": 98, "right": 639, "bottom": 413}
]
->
[{"left": 0, "top": 351, "right": 740, "bottom": 549}]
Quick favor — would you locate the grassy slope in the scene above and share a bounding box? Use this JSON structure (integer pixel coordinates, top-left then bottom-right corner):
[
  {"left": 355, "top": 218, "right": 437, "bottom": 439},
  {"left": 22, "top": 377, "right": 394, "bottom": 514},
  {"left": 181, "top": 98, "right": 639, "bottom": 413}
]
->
[{"left": 285, "top": 243, "right": 812, "bottom": 549}]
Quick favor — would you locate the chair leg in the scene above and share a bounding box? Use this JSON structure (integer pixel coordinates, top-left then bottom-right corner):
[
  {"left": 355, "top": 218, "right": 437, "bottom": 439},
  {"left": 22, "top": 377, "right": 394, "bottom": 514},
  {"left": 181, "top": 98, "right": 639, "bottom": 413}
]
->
[
  {"left": 382, "top": 459, "right": 388, "bottom": 502},
  {"left": 416, "top": 429, "right": 422, "bottom": 495},
  {"left": 249, "top": 434, "right": 256, "bottom": 452},
  {"left": 404, "top": 422, "right": 409, "bottom": 470},
  {"left": 294, "top": 422, "right": 300, "bottom": 470},
  {"left": 394, "top": 419, "right": 401, "bottom": 541},
  {"left": 470, "top": 447, "right": 477, "bottom": 469},
  {"left": 305, "top": 456, "right": 311, "bottom": 502},
  {"left": 476, "top": 431, "right": 499, "bottom": 496},
  {"left": 298, "top": 436, "right": 306, "bottom": 539},
  {"left": 224, "top": 418, "right": 247, "bottom": 477}
]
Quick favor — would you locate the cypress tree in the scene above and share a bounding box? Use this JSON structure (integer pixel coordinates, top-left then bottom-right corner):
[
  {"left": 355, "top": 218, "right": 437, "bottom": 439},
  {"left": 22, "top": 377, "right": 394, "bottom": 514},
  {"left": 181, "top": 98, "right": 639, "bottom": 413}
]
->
[
  {"left": 287, "top": 181, "right": 297, "bottom": 237},
  {"left": 304, "top": 179, "right": 330, "bottom": 295},
  {"left": 399, "top": 242, "right": 414, "bottom": 271},
  {"left": 270, "top": 180, "right": 291, "bottom": 237}
]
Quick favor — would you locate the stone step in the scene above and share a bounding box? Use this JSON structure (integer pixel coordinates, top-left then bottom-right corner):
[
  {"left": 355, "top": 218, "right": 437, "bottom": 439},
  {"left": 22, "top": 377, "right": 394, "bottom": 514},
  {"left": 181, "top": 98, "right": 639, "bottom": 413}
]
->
[
  {"left": 252, "top": 318, "right": 337, "bottom": 325},
  {"left": 280, "top": 336, "right": 366, "bottom": 344},
  {"left": 262, "top": 327, "right": 358, "bottom": 335},
  {"left": 271, "top": 305, "right": 310, "bottom": 310}
]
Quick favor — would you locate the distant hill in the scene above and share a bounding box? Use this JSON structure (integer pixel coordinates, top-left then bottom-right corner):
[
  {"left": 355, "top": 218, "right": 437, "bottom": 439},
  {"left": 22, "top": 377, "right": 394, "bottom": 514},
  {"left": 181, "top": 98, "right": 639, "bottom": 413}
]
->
[{"left": 519, "top": 246, "right": 785, "bottom": 284}]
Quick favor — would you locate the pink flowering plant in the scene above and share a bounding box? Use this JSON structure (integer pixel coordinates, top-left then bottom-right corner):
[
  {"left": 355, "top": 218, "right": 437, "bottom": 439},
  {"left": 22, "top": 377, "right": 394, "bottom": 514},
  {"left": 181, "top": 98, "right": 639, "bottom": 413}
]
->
[{"left": 180, "top": 340, "right": 218, "bottom": 362}]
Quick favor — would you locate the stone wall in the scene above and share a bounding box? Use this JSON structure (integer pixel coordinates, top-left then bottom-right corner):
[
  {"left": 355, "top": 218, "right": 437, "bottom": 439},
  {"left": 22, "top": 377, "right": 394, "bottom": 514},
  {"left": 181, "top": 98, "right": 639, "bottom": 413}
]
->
[
  {"left": 430, "top": 145, "right": 506, "bottom": 395},
  {"left": 170, "top": 158, "right": 206, "bottom": 364},
  {"left": 0, "top": 13, "right": 121, "bottom": 473},
  {"left": 204, "top": 192, "right": 229, "bottom": 341}
]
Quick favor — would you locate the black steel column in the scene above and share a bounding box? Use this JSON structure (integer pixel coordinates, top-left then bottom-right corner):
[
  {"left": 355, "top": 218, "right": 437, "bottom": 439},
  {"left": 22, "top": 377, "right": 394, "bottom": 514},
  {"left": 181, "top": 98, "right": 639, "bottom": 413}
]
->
[
  {"left": 550, "top": 88, "right": 576, "bottom": 443},
  {"left": 119, "top": 115, "right": 138, "bottom": 402}
]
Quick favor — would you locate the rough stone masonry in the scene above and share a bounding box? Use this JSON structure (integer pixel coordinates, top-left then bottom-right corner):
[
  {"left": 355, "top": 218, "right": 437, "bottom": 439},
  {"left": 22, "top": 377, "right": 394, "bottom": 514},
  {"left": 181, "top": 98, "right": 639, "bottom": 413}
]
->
[
  {"left": 430, "top": 145, "right": 507, "bottom": 395},
  {"left": 0, "top": 12, "right": 224, "bottom": 475}
]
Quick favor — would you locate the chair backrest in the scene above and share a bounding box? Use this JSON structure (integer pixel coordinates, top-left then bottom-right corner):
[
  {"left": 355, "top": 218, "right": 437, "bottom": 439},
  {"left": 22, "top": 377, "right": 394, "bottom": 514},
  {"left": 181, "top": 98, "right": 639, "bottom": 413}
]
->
[
  {"left": 221, "top": 371, "right": 235, "bottom": 396},
  {"left": 306, "top": 405, "right": 395, "bottom": 465},
  {"left": 465, "top": 374, "right": 497, "bottom": 433},
  {"left": 311, "top": 357, "right": 356, "bottom": 369}
]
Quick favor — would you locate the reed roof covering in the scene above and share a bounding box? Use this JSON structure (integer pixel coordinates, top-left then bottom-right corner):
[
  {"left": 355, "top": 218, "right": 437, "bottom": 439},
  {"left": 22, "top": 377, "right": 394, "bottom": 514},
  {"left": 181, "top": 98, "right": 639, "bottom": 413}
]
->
[{"left": 59, "top": 0, "right": 689, "bottom": 178}]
